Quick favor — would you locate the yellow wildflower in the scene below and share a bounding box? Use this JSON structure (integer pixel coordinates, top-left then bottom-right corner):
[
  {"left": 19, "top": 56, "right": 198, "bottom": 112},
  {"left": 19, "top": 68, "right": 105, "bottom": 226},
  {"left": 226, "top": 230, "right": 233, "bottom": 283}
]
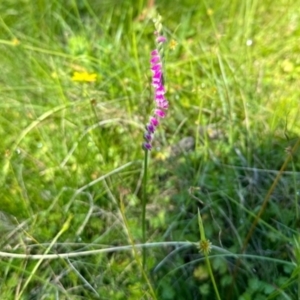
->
[
  {"left": 71, "top": 71, "right": 97, "bottom": 82},
  {"left": 169, "top": 39, "right": 177, "bottom": 50},
  {"left": 12, "top": 38, "right": 20, "bottom": 46},
  {"left": 207, "top": 9, "right": 214, "bottom": 16}
]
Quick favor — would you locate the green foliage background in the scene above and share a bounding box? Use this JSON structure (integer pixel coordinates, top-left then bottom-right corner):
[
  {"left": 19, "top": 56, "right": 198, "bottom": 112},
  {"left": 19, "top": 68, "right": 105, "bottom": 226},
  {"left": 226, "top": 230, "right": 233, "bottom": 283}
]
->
[{"left": 1, "top": 0, "right": 300, "bottom": 299}]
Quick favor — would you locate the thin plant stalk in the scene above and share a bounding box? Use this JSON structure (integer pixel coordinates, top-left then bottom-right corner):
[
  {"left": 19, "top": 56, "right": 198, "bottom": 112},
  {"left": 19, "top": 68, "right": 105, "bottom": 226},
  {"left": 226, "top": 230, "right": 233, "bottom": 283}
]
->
[
  {"left": 198, "top": 209, "right": 221, "bottom": 300},
  {"left": 119, "top": 196, "right": 156, "bottom": 299},
  {"left": 141, "top": 14, "right": 167, "bottom": 268},
  {"left": 291, "top": 158, "right": 299, "bottom": 220},
  {"left": 142, "top": 150, "right": 149, "bottom": 268}
]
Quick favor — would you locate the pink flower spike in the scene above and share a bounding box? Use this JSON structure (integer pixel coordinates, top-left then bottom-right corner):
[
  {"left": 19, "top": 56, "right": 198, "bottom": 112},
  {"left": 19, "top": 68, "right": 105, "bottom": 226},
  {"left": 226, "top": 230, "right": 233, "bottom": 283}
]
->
[
  {"left": 155, "top": 109, "right": 166, "bottom": 118},
  {"left": 153, "top": 70, "right": 161, "bottom": 78},
  {"left": 153, "top": 82, "right": 161, "bottom": 88},
  {"left": 143, "top": 142, "right": 152, "bottom": 150},
  {"left": 162, "top": 102, "right": 169, "bottom": 109},
  {"left": 146, "top": 123, "right": 155, "bottom": 133},
  {"left": 151, "top": 49, "right": 159, "bottom": 56},
  {"left": 152, "top": 79, "right": 161, "bottom": 88},
  {"left": 155, "top": 94, "right": 165, "bottom": 100},
  {"left": 156, "top": 36, "right": 167, "bottom": 43},
  {"left": 156, "top": 100, "right": 169, "bottom": 109},
  {"left": 150, "top": 56, "right": 160, "bottom": 65},
  {"left": 144, "top": 132, "right": 153, "bottom": 142},
  {"left": 142, "top": 21, "right": 167, "bottom": 150},
  {"left": 156, "top": 85, "right": 165, "bottom": 95},
  {"left": 151, "top": 64, "right": 161, "bottom": 72},
  {"left": 150, "top": 117, "right": 159, "bottom": 127},
  {"left": 152, "top": 75, "right": 162, "bottom": 87}
]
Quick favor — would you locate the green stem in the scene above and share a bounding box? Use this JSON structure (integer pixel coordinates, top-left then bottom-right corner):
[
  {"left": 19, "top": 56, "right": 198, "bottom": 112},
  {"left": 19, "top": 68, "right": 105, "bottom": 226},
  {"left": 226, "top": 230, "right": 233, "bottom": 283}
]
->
[
  {"left": 119, "top": 198, "right": 157, "bottom": 299},
  {"left": 205, "top": 255, "right": 221, "bottom": 300},
  {"left": 291, "top": 159, "right": 298, "bottom": 220},
  {"left": 142, "top": 150, "right": 149, "bottom": 268},
  {"left": 198, "top": 209, "right": 221, "bottom": 300}
]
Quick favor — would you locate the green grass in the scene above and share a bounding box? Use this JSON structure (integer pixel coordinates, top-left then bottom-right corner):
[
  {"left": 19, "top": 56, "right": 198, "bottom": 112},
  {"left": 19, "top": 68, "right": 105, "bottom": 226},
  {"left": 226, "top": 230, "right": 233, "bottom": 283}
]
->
[{"left": 1, "top": 0, "right": 300, "bottom": 299}]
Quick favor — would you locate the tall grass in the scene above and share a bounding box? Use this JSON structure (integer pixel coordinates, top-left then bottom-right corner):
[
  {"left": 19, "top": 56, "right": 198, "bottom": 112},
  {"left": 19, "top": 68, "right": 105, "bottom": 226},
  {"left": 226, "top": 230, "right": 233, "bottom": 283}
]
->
[{"left": 1, "top": 0, "right": 300, "bottom": 299}]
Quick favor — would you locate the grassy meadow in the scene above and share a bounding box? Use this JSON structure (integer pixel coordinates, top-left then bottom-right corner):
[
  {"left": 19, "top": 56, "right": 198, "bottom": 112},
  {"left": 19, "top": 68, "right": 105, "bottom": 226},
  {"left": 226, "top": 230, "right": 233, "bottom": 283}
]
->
[{"left": 1, "top": 0, "right": 300, "bottom": 299}]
